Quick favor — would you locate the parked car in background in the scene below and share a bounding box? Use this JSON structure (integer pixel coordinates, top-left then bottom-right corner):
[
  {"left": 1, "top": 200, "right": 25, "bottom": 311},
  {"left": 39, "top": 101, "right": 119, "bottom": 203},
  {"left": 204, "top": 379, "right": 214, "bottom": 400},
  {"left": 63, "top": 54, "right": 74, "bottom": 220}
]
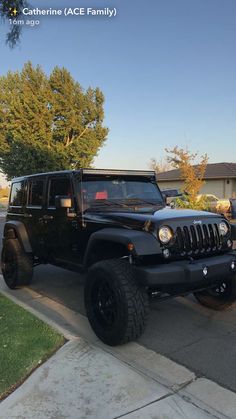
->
[
  {"left": 161, "top": 188, "right": 183, "bottom": 205},
  {"left": 197, "top": 194, "right": 231, "bottom": 214},
  {"left": 230, "top": 198, "right": 236, "bottom": 220}
]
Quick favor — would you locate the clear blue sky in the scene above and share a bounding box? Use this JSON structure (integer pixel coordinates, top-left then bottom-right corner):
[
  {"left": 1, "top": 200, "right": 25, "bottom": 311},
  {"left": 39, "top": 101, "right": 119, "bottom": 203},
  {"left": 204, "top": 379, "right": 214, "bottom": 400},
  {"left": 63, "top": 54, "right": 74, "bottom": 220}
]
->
[{"left": 0, "top": 0, "right": 235, "bottom": 185}]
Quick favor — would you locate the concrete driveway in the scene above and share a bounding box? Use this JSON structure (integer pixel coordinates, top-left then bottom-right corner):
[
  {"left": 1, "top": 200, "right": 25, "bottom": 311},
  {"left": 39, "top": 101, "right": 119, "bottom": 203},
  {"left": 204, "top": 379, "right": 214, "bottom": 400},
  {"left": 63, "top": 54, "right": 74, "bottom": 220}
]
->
[{"left": 1, "top": 216, "right": 236, "bottom": 392}]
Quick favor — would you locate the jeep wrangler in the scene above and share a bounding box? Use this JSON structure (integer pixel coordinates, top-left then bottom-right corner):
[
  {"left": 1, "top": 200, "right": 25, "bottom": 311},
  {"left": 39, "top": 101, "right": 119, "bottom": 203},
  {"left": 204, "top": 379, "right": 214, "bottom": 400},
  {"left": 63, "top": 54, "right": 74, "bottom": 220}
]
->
[{"left": 2, "top": 169, "right": 236, "bottom": 346}]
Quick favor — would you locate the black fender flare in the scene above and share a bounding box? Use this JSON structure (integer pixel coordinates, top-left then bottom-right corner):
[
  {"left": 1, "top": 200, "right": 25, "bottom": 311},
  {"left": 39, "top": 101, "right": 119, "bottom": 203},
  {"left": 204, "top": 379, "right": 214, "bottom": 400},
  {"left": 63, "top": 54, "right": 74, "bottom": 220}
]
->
[
  {"left": 83, "top": 228, "right": 160, "bottom": 267},
  {"left": 3, "top": 221, "right": 32, "bottom": 253}
]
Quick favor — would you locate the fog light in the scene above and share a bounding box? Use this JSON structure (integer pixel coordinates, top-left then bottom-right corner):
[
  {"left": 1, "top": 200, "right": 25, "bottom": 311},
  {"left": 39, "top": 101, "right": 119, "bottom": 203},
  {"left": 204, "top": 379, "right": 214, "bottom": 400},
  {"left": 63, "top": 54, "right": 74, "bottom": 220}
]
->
[
  {"left": 203, "top": 266, "right": 208, "bottom": 277},
  {"left": 231, "top": 261, "right": 235, "bottom": 270},
  {"left": 163, "top": 249, "right": 170, "bottom": 259},
  {"left": 227, "top": 239, "right": 232, "bottom": 248}
]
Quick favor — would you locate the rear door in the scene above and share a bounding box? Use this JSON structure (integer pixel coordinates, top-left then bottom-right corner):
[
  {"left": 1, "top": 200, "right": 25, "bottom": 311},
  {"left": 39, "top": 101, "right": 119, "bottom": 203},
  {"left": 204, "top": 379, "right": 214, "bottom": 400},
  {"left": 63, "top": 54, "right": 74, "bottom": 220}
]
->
[{"left": 24, "top": 177, "right": 47, "bottom": 257}]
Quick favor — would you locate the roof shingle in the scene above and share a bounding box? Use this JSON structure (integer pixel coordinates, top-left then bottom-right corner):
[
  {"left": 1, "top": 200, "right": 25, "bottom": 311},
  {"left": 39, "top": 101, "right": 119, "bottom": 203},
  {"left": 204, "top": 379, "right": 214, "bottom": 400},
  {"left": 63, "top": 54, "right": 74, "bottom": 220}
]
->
[{"left": 157, "top": 162, "right": 236, "bottom": 181}]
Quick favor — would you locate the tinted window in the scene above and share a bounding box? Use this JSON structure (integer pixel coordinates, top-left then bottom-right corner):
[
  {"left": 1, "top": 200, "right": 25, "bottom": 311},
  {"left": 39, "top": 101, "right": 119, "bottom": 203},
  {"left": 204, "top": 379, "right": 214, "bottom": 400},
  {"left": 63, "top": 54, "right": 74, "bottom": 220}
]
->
[
  {"left": 48, "top": 178, "right": 72, "bottom": 207},
  {"left": 204, "top": 195, "right": 217, "bottom": 203},
  {"left": 28, "top": 180, "right": 44, "bottom": 206},
  {"left": 161, "top": 189, "right": 180, "bottom": 197},
  {"left": 82, "top": 179, "right": 163, "bottom": 206},
  {"left": 10, "top": 182, "right": 24, "bottom": 206}
]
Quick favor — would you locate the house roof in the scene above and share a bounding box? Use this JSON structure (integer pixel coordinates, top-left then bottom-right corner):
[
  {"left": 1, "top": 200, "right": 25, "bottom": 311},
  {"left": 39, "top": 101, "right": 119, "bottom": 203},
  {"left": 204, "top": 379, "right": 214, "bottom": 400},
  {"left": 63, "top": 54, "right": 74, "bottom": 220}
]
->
[{"left": 157, "top": 163, "right": 236, "bottom": 181}]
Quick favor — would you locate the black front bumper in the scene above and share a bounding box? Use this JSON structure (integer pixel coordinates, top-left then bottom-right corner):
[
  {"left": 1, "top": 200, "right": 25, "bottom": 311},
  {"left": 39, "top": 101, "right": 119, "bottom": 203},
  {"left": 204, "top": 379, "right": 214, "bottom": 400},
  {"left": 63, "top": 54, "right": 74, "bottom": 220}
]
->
[{"left": 134, "top": 252, "right": 236, "bottom": 287}]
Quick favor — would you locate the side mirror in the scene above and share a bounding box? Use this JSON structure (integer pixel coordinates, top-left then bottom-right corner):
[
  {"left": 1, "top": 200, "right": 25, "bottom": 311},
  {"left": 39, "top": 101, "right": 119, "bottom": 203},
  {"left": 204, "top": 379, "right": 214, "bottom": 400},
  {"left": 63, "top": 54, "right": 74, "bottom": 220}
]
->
[
  {"left": 55, "top": 195, "right": 72, "bottom": 209},
  {"left": 162, "top": 193, "right": 167, "bottom": 205}
]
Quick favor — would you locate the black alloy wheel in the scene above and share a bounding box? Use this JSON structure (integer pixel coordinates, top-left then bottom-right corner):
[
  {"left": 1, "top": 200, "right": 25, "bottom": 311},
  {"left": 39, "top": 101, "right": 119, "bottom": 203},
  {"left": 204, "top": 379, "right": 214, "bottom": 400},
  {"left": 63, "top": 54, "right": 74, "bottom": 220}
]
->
[
  {"left": 85, "top": 259, "right": 149, "bottom": 346},
  {"left": 194, "top": 277, "right": 236, "bottom": 310},
  {"left": 1, "top": 239, "right": 33, "bottom": 289}
]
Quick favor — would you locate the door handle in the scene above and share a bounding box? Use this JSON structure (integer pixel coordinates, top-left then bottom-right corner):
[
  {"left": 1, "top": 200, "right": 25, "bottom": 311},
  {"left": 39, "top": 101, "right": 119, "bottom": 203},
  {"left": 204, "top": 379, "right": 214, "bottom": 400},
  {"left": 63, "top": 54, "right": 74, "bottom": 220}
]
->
[
  {"left": 38, "top": 215, "right": 54, "bottom": 223},
  {"left": 42, "top": 215, "right": 54, "bottom": 220}
]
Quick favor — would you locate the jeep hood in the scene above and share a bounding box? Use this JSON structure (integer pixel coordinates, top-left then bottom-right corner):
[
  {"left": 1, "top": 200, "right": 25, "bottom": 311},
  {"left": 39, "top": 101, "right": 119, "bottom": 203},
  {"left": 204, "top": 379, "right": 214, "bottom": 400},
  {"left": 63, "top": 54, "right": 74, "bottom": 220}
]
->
[{"left": 84, "top": 207, "right": 223, "bottom": 232}]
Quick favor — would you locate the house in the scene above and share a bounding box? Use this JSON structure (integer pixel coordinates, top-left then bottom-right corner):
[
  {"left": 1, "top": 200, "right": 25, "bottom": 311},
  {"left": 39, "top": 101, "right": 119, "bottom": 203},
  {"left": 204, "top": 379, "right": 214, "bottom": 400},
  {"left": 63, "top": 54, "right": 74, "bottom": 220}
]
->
[{"left": 157, "top": 162, "right": 236, "bottom": 199}]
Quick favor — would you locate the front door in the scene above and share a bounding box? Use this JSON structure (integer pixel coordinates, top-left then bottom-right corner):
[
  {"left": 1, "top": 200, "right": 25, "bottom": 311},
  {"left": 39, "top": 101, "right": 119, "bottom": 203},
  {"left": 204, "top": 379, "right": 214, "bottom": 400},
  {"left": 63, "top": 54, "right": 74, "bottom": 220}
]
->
[{"left": 43, "top": 175, "right": 80, "bottom": 262}]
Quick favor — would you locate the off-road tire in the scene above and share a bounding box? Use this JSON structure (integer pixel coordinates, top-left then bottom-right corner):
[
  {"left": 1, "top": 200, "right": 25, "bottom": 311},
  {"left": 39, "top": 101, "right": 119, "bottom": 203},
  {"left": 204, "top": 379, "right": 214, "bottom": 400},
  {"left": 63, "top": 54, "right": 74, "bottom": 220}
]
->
[
  {"left": 193, "top": 277, "right": 236, "bottom": 310},
  {"left": 85, "top": 259, "right": 149, "bottom": 346},
  {"left": 1, "top": 239, "right": 33, "bottom": 289}
]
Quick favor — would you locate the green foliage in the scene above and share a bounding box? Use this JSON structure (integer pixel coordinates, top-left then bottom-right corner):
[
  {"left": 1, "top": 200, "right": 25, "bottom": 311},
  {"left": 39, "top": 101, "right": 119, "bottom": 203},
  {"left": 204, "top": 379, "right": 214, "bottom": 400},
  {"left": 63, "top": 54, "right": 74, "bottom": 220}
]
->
[
  {"left": 0, "top": 294, "right": 64, "bottom": 399},
  {"left": 174, "top": 195, "right": 209, "bottom": 211},
  {"left": 165, "top": 146, "right": 208, "bottom": 208},
  {"left": 0, "top": 62, "right": 108, "bottom": 179},
  {"left": 0, "top": 0, "right": 28, "bottom": 47}
]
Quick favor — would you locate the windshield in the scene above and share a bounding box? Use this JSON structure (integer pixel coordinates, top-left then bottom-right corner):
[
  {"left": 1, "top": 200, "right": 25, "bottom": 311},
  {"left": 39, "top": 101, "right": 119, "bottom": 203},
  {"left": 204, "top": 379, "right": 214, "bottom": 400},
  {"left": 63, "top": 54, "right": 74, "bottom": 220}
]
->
[{"left": 81, "top": 177, "right": 164, "bottom": 212}]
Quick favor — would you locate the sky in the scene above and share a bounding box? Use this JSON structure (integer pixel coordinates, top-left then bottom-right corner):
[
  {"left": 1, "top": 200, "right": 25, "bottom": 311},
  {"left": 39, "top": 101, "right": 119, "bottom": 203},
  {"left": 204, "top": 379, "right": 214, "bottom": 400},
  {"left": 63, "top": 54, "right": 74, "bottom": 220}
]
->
[{"left": 0, "top": 0, "right": 236, "bottom": 186}]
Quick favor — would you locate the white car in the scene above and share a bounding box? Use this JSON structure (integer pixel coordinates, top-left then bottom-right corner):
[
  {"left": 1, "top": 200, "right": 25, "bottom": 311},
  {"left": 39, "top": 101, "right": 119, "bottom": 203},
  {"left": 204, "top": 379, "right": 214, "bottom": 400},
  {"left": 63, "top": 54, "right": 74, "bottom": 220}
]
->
[{"left": 197, "top": 194, "right": 231, "bottom": 213}]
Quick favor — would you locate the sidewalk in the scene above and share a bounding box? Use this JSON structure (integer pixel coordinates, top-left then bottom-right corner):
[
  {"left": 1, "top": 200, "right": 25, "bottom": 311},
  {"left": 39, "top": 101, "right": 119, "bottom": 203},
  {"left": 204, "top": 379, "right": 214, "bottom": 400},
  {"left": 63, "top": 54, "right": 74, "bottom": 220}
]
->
[
  {"left": 0, "top": 338, "right": 211, "bottom": 419},
  {"left": 1, "top": 280, "right": 236, "bottom": 418}
]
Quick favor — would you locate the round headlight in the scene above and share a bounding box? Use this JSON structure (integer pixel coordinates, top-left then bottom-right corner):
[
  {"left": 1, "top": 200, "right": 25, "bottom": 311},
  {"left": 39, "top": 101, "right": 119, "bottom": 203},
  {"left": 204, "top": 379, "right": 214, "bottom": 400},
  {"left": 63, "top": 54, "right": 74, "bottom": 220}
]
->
[
  {"left": 219, "top": 221, "right": 229, "bottom": 236},
  {"left": 158, "top": 226, "right": 173, "bottom": 244}
]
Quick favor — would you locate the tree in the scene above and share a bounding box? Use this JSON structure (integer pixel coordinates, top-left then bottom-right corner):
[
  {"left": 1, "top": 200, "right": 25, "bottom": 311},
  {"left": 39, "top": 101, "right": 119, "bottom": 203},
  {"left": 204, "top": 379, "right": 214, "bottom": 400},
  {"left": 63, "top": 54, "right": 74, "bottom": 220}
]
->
[
  {"left": 165, "top": 146, "right": 208, "bottom": 209},
  {"left": 149, "top": 157, "right": 173, "bottom": 173},
  {"left": 0, "top": 62, "right": 108, "bottom": 179},
  {"left": 0, "top": 0, "right": 28, "bottom": 47}
]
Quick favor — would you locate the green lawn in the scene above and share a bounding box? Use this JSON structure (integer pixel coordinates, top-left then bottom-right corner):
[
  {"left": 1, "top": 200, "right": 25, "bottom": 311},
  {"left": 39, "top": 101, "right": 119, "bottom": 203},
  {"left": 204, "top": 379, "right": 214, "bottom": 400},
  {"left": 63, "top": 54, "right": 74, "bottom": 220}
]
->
[{"left": 0, "top": 294, "right": 65, "bottom": 400}]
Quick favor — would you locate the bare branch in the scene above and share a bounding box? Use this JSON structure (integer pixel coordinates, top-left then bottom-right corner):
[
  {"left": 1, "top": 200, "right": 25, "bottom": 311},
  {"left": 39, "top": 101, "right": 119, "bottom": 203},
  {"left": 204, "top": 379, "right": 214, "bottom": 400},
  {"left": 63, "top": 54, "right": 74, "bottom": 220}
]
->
[{"left": 65, "top": 125, "right": 89, "bottom": 147}]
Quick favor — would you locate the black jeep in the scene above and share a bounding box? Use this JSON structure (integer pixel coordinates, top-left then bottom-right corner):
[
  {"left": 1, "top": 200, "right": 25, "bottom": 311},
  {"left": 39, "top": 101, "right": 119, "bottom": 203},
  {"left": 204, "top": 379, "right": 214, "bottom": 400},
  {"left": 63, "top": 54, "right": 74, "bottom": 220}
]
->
[{"left": 2, "top": 169, "right": 236, "bottom": 345}]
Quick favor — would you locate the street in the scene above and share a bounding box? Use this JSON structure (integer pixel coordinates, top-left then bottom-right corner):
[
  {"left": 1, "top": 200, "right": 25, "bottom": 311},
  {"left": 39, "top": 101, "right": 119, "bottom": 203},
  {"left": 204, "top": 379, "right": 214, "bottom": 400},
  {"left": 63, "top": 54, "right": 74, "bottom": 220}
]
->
[{"left": 1, "top": 216, "right": 236, "bottom": 392}]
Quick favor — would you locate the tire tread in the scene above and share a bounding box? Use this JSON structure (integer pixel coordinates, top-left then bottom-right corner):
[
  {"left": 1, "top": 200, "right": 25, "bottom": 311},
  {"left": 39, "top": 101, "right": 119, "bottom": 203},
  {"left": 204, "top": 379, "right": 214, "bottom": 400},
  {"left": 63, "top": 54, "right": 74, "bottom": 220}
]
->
[
  {"left": 85, "top": 259, "right": 149, "bottom": 345},
  {"left": 2, "top": 239, "right": 33, "bottom": 289}
]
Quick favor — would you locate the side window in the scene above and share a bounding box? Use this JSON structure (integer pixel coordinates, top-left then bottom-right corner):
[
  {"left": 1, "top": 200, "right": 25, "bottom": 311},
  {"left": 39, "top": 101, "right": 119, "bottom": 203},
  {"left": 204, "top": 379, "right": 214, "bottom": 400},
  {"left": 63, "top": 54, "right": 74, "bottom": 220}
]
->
[
  {"left": 28, "top": 180, "right": 44, "bottom": 207},
  {"left": 48, "top": 177, "right": 72, "bottom": 207},
  {"left": 9, "top": 181, "right": 24, "bottom": 206}
]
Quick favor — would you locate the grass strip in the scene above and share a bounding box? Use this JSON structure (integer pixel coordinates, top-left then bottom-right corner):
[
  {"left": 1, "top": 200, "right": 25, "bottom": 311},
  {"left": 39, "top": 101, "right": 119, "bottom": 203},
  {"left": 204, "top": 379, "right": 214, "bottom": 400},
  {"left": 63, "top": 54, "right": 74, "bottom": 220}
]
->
[{"left": 0, "top": 294, "right": 65, "bottom": 400}]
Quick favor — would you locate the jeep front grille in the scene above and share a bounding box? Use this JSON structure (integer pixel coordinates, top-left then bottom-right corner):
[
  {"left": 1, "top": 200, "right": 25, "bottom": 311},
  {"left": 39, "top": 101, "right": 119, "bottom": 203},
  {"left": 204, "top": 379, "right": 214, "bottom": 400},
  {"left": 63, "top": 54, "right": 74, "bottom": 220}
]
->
[{"left": 176, "top": 223, "right": 222, "bottom": 254}]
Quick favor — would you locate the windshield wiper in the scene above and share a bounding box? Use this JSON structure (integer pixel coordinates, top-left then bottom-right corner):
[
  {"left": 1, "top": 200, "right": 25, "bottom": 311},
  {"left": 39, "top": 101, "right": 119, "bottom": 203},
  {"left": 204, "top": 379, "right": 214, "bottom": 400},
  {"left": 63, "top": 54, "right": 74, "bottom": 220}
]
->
[
  {"left": 84, "top": 198, "right": 163, "bottom": 213},
  {"left": 84, "top": 199, "right": 132, "bottom": 212},
  {"left": 125, "top": 198, "right": 164, "bottom": 207}
]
